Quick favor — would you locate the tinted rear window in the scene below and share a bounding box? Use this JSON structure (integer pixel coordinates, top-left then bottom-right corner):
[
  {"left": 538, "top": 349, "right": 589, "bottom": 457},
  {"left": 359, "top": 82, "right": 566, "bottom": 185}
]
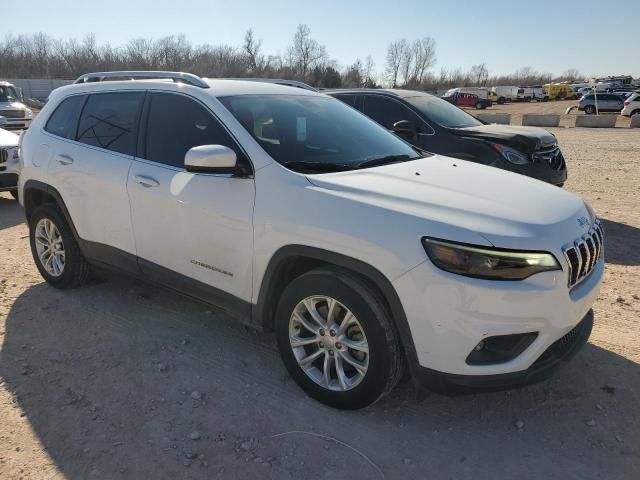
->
[
  {"left": 76, "top": 92, "right": 144, "bottom": 155},
  {"left": 44, "top": 95, "right": 85, "bottom": 139}
]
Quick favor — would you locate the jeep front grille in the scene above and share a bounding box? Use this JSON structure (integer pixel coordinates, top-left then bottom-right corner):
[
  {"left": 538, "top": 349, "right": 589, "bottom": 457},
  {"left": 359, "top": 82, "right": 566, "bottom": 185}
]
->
[
  {"left": 562, "top": 219, "right": 604, "bottom": 288},
  {"left": 533, "top": 146, "right": 565, "bottom": 171},
  {"left": 0, "top": 109, "right": 25, "bottom": 119}
]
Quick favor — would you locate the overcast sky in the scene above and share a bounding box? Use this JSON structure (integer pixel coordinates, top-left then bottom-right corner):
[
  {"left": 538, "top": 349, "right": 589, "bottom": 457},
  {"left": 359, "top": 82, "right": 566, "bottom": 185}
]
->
[{"left": 13, "top": 0, "right": 639, "bottom": 79}]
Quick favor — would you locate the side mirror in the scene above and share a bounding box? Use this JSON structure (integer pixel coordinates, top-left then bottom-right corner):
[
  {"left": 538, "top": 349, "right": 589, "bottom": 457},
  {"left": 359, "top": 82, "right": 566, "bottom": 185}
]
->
[
  {"left": 0, "top": 116, "right": 7, "bottom": 127},
  {"left": 392, "top": 120, "right": 417, "bottom": 140},
  {"left": 184, "top": 145, "right": 237, "bottom": 173}
]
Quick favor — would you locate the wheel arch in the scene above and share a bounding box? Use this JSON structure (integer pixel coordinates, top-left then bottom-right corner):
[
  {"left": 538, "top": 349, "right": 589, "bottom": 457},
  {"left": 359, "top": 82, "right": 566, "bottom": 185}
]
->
[
  {"left": 23, "top": 180, "right": 84, "bottom": 253},
  {"left": 254, "top": 245, "right": 419, "bottom": 368}
]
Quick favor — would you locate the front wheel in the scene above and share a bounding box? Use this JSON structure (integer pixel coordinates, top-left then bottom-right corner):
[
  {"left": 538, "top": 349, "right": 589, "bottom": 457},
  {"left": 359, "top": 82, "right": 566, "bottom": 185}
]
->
[
  {"left": 475, "top": 102, "right": 483, "bottom": 109},
  {"left": 584, "top": 105, "right": 596, "bottom": 115},
  {"left": 275, "top": 267, "right": 404, "bottom": 409}
]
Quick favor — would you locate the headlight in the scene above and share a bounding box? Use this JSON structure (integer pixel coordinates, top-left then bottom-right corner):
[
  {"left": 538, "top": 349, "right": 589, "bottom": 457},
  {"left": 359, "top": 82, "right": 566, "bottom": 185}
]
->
[
  {"left": 490, "top": 143, "right": 529, "bottom": 165},
  {"left": 25, "top": 109, "right": 33, "bottom": 118},
  {"left": 422, "top": 237, "right": 560, "bottom": 280}
]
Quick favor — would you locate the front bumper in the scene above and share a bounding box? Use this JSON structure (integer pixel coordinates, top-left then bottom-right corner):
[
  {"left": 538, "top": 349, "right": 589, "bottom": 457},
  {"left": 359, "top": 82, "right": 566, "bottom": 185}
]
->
[
  {"left": 392, "top": 252, "right": 603, "bottom": 385},
  {"left": 413, "top": 310, "right": 593, "bottom": 393}
]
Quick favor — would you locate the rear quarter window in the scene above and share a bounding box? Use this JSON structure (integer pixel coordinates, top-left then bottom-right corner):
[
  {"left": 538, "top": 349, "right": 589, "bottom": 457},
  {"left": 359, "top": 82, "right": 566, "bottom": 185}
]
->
[
  {"left": 76, "top": 92, "right": 144, "bottom": 155},
  {"left": 44, "top": 95, "right": 86, "bottom": 140}
]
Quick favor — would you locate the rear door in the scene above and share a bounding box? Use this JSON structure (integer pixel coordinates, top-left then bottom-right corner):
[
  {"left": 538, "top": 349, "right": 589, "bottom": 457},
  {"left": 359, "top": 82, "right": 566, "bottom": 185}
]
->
[
  {"left": 127, "top": 91, "right": 255, "bottom": 306},
  {"left": 46, "top": 91, "right": 144, "bottom": 263}
]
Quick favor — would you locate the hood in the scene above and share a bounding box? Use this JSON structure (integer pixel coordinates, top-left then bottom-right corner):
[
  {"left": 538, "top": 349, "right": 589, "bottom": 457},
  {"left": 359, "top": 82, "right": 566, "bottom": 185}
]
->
[
  {"left": 305, "top": 156, "right": 590, "bottom": 251},
  {"left": 0, "top": 127, "right": 19, "bottom": 147},
  {"left": 451, "top": 124, "right": 557, "bottom": 153}
]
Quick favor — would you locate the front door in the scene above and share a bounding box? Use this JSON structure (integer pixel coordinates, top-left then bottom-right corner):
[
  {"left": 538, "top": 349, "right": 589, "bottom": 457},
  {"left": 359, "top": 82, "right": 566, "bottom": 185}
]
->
[{"left": 127, "top": 91, "right": 255, "bottom": 308}]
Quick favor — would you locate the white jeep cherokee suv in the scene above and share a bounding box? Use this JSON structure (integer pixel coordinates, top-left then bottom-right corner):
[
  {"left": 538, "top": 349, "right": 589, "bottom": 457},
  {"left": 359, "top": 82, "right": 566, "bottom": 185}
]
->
[{"left": 18, "top": 71, "right": 603, "bottom": 409}]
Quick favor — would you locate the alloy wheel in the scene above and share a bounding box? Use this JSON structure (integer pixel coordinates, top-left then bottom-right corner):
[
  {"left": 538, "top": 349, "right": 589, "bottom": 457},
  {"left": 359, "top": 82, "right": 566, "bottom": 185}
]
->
[
  {"left": 289, "top": 296, "right": 369, "bottom": 391},
  {"left": 34, "top": 218, "right": 65, "bottom": 277}
]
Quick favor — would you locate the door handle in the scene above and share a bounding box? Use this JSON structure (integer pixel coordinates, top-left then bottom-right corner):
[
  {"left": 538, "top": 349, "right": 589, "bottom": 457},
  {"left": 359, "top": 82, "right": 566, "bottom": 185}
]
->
[
  {"left": 55, "top": 154, "right": 74, "bottom": 165},
  {"left": 133, "top": 175, "right": 160, "bottom": 188}
]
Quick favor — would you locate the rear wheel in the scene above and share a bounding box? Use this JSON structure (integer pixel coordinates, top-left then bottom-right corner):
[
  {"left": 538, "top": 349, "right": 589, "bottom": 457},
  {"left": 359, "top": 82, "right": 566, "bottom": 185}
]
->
[
  {"left": 29, "top": 203, "right": 91, "bottom": 289},
  {"left": 475, "top": 102, "right": 483, "bottom": 109},
  {"left": 497, "top": 97, "right": 505, "bottom": 105},
  {"left": 275, "top": 267, "right": 403, "bottom": 409},
  {"left": 584, "top": 105, "right": 596, "bottom": 115}
]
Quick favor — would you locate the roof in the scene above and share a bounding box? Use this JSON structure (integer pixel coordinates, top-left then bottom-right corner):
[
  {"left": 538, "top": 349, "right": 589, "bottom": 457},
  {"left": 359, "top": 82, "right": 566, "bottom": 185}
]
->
[
  {"left": 324, "top": 88, "right": 434, "bottom": 99},
  {"left": 0, "top": 81, "right": 16, "bottom": 87},
  {"left": 48, "top": 77, "right": 322, "bottom": 100}
]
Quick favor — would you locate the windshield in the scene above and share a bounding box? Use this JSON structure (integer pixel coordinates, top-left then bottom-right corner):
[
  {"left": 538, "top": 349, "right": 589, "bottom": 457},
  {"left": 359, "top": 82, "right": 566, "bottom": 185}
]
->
[
  {"left": 0, "top": 86, "right": 21, "bottom": 103},
  {"left": 406, "top": 95, "right": 482, "bottom": 129},
  {"left": 219, "top": 94, "right": 420, "bottom": 172}
]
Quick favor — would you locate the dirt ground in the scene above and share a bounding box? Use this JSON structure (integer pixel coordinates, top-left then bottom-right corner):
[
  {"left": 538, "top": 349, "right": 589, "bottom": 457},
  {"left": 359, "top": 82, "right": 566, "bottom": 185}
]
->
[{"left": 1, "top": 126, "right": 639, "bottom": 480}]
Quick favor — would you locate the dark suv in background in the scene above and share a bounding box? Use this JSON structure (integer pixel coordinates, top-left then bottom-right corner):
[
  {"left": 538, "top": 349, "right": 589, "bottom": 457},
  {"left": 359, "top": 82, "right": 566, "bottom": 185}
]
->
[{"left": 327, "top": 89, "right": 567, "bottom": 186}]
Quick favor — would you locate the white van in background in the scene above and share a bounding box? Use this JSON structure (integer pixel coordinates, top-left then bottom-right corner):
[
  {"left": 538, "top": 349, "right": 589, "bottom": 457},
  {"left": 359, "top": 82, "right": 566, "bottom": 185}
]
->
[{"left": 491, "top": 86, "right": 519, "bottom": 104}]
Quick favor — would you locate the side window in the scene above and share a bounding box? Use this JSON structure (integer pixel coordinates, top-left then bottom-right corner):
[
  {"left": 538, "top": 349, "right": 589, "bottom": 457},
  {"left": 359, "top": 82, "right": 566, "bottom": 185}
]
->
[
  {"left": 362, "top": 96, "right": 417, "bottom": 130},
  {"left": 76, "top": 92, "right": 144, "bottom": 155},
  {"left": 44, "top": 95, "right": 85, "bottom": 139},
  {"left": 333, "top": 94, "right": 360, "bottom": 110},
  {"left": 143, "top": 92, "right": 242, "bottom": 168}
]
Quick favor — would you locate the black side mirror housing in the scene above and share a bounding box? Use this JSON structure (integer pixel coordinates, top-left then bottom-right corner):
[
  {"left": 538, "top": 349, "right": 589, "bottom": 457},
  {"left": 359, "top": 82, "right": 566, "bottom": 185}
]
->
[{"left": 392, "top": 120, "right": 417, "bottom": 140}]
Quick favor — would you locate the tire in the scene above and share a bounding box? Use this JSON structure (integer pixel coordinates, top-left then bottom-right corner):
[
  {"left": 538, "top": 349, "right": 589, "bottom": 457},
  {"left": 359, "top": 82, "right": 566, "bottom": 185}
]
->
[
  {"left": 475, "top": 102, "right": 483, "bottom": 109},
  {"left": 29, "top": 203, "right": 91, "bottom": 289},
  {"left": 275, "top": 266, "right": 404, "bottom": 409},
  {"left": 584, "top": 105, "right": 596, "bottom": 115},
  {"left": 10, "top": 190, "right": 18, "bottom": 200},
  {"left": 497, "top": 97, "right": 505, "bottom": 105}
]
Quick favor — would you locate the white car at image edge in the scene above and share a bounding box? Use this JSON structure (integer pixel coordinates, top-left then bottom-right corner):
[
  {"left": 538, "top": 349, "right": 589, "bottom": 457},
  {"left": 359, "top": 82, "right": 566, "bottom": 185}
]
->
[
  {"left": 621, "top": 92, "right": 640, "bottom": 116},
  {"left": 0, "top": 123, "right": 20, "bottom": 198},
  {"left": 17, "top": 71, "right": 603, "bottom": 409}
]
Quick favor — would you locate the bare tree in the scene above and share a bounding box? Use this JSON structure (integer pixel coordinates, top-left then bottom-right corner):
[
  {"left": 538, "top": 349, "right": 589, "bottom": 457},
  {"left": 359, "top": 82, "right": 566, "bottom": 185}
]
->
[
  {"left": 410, "top": 37, "right": 436, "bottom": 84},
  {"left": 363, "top": 55, "right": 376, "bottom": 87},
  {"left": 243, "top": 29, "right": 263, "bottom": 72},
  {"left": 286, "top": 24, "right": 327, "bottom": 79},
  {"left": 469, "top": 63, "right": 488, "bottom": 86},
  {"left": 385, "top": 39, "right": 405, "bottom": 88}
]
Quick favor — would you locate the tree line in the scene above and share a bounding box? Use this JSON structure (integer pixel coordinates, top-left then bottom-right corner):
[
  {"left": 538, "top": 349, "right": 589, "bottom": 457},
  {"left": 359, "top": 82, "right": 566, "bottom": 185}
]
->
[{"left": 0, "top": 26, "right": 583, "bottom": 91}]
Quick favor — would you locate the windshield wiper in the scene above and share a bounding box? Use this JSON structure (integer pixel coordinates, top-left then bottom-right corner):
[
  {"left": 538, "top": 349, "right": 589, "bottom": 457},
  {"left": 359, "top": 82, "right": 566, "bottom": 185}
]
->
[
  {"left": 355, "top": 154, "right": 420, "bottom": 169},
  {"left": 281, "top": 161, "right": 355, "bottom": 172}
]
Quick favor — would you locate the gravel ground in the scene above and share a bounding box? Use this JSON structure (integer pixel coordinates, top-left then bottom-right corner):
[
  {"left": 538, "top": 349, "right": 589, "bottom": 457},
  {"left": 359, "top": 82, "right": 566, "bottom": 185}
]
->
[{"left": 0, "top": 127, "right": 639, "bottom": 480}]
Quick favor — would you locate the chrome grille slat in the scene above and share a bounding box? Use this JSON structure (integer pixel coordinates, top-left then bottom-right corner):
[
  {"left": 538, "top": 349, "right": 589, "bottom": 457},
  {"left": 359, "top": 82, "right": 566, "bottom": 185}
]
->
[
  {"left": 0, "top": 109, "right": 25, "bottom": 119},
  {"left": 562, "top": 219, "right": 604, "bottom": 289},
  {"left": 533, "top": 146, "right": 565, "bottom": 171}
]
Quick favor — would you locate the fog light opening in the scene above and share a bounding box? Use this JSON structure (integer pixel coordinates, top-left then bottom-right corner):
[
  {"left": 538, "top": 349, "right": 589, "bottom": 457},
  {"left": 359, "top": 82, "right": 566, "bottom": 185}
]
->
[{"left": 466, "top": 332, "right": 538, "bottom": 365}]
